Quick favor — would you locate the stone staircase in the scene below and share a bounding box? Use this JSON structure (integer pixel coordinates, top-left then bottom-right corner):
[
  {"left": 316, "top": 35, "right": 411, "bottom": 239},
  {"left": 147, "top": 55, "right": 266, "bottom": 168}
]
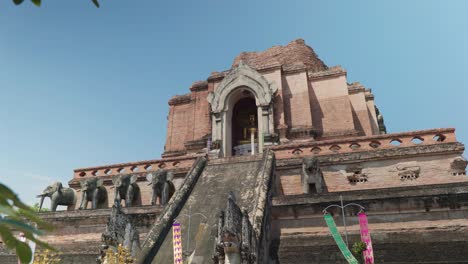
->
[{"left": 137, "top": 150, "right": 275, "bottom": 264}]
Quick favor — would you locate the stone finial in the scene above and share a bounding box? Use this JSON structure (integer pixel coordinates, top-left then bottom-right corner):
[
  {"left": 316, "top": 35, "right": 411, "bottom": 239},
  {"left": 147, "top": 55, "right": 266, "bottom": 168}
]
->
[{"left": 213, "top": 193, "right": 257, "bottom": 264}]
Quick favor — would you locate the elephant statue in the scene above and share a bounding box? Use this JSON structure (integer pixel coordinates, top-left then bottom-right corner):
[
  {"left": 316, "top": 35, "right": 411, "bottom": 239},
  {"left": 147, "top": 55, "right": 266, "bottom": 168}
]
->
[
  {"left": 301, "top": 157, "right": 327, "bottom": 194},
  {"left": 78, "top": 177, "right": 108, "bottom": 210},
  {"left": 111, "top": 174, "right": 141, "bottom": 207},
  {"left": 146, "top": 169, "right": 175, "bottom": 205},
  {"left": 37, "top": 182, "right": 77, "bottom": 212}
]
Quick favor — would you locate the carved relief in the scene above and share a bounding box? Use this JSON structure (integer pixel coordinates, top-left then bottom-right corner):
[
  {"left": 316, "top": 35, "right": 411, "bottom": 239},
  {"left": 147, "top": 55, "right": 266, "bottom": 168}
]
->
[
  {"left": 342, "top": 165, "right": 368, "bottom": 184},
  {"left": 207, "top": 62, "right": 278, "bottom": 113},
  {"left": 301, "top": 157, "right": 327, "bottom": 194},
  {"left": 213, "top": 193, "right": 257, "bottom": 264},
  {"left": 450, "top": 157, "right": 467, "bottom": 176},
  {"left": 97, "top": 204, "right": 140, "bottom": 263},
  {"left": 396, "top": 163, "right": 421, "bottom": 181}
]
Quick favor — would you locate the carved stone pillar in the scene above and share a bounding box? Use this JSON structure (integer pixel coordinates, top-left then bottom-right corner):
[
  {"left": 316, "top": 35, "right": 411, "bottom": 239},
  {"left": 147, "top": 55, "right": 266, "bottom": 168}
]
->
[
  {"left": 212, "top": 113, "right": 222, "bottom": 141},
  {"left": 261, "top": 106, "right": 270, "bottom": 137}
]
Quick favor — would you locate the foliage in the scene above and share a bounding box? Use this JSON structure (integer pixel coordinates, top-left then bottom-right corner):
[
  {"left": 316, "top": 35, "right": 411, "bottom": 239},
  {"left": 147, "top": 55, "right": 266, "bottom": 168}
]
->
[
  {"left": 103, "top": 244, "right": 135, "bottom": 264},
  {"left": 12, "top": 0, "right": 100, "bottom": 8},
  {"left": 351, "top": 240, "right": 368, "bottom": 260},
  {"left": 0, "top": 183, "right": 53, "bottom": 263},
  {"left": 31, "top": 203, "right": 50, "bottom": 213},
  {"left": 33, "top": 249, "right": 61, "bottom": 264}
]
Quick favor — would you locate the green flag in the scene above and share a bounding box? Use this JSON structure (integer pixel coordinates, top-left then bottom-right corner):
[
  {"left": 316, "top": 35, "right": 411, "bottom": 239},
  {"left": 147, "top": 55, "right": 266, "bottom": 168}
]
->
[{"left": 324, "top": 214, "right": 359, "bottom": 264}]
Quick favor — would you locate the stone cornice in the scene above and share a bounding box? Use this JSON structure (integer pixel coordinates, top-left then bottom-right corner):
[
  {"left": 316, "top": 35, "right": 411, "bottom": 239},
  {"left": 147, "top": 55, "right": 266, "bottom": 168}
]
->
[
  {"left": 282, "top": 64, "right": 308, "bottom": 75},
  {"left": 347, "top": 82, "right": 366, "bottom": 94},
  {"left": 37, "top": 206, "right": 164, "bottom": 220},
  {"left": 307, "top": 66, "right": 346, "bottom": 81},
  {"left": 168, "top": 93, "right": 192, "bottom": 106},
  {"left": 272, "top": 181, "right": 468, "bottom": 207},
  {"left": 73, "top": 155, "right": 200, "bottom": 173},
  {"left": 365, "top": 89, "right": 374, "bottom": 101},
  {"left": 271, "top": 128, "right": 456, "bottom": 151},
  {"left": 189, "top": 80, "right": 208, "bottom": 92},
  {"left": 275, "top": 142, "right": 464, "bottom": 169},
  {"left": 207, "top": 70, "right": 229, "bottom": 82}
]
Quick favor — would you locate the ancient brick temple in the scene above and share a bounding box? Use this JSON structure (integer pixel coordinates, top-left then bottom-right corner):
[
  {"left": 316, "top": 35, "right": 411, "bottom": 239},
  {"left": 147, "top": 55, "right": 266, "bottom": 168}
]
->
[{"left": 3, "top": 39, "right": 468, "bottom": 264}]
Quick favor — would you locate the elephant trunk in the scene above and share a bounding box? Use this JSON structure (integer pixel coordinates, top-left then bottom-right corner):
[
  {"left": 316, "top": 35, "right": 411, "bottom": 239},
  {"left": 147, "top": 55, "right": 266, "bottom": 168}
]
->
[
  {"left": 114, "top": 187, "right": 120, "bottom": 207},
  {"left": 38, "top": 195, "right": 45, "bottom": 211}
]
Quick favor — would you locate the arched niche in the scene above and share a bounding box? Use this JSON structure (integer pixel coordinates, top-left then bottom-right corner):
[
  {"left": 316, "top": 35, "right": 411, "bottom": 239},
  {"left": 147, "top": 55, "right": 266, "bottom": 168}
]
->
[{"left": 207, "top": 62, "right": 277, "bottom": 157}]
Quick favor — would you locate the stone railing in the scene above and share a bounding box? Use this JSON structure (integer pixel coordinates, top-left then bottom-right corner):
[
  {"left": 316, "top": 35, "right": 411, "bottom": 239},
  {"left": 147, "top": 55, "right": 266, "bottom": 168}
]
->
[
  {"left": 271, "top": 128, "right": 457, "bottom": 158},
  {"left": 73, "top": 154, "right": 204, "bottom": 179}
]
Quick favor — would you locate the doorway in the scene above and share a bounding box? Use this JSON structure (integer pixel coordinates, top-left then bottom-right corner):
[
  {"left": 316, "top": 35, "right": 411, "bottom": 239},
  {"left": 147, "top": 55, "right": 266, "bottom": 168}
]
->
[{"left": 231, "top": 96, "right": 258, "bottom": 156}]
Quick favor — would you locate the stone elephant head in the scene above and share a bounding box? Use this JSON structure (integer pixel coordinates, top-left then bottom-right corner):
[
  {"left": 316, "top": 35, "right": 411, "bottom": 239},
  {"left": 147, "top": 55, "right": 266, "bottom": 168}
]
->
[
  {"left": 302, "top": 157, "right": 326, "bottom": 194},
  {"left": 79, "top": 177, "right": 108, "bottom": 210},
  {"left": 146, "top": 169, "right": 175, "bottom": 205},
  {"left": 37, "top": 181, "right": 77, "bottom": 212},
  {"left": 111, "top": 174, "right": 141, "bottom": 207}
]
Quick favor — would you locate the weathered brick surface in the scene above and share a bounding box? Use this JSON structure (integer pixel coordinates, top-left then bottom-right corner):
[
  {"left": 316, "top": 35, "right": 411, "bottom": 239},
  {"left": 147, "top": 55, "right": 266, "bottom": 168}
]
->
[
  {"left": 162, "top": 39, "right": 384, "bottom": 154},
  {"left": 167, "top": 101, "right": 194, "bottom": 151},
  {"left": 272, "top": 183, "right": 468, "bottom": 263},
  {"left": 282, "top": 72, "right": 313, "bottom": 129},
  {"left": 232, "top": 39, "right": 327, "bottom": 72},
  {"left": 0, "top": 207, "right": 162, "bottom": 264}
]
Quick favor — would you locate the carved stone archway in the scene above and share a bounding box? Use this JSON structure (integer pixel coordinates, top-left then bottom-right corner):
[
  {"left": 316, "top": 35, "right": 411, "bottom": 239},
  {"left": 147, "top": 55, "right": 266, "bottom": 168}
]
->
[{"left": 207, "top": 62, "right": 277, "bottom": 157}]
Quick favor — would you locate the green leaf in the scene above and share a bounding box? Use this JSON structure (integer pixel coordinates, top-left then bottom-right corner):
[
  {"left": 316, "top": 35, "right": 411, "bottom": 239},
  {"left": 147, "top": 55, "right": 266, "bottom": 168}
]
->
[
  {"left": 12, "top": 0, "right": 25, "bottom": 5},
  {"left": 25, "top": 233, "right": 55, "bottom": 251},
  {"left": 0, "top": 184, "right": 31, "bottom": 210},
  {"left": 0, "top": 182, "right": 55, "bottom": 260},
  {"left": 92, "top": 0, "right": 100, "bottom": 8},
  {"left": 0, "top": 226, "right": 32, "bottom": 262},
  {"left": 31, "top": 0, "right": 41, "bottom": 7},
  {"left": 0, "top": 205, "right": 18, "bottom": 217},
  {"left": 16, "top": 241, "right": 32, "bottom": 263},
  {"left": 0, "top": 218, "right": 43, "bottom": 235}
]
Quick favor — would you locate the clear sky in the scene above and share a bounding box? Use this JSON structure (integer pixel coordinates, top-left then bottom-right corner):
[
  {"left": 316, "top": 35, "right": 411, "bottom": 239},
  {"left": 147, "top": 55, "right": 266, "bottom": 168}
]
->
[{"left": 1, "top": 0, "right": 467, "bottom": 206}]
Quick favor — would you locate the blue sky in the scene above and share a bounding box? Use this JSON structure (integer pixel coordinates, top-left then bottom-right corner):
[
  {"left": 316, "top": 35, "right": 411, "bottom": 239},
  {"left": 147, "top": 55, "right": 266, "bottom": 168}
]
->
[{"left": 1, "top": 0, "right": 467, "bottom": 206}]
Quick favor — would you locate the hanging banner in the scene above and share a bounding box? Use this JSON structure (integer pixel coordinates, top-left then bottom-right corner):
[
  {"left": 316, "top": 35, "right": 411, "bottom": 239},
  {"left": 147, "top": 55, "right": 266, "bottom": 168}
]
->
[
  {"left": 172, "top": 222, "right": 183, "bottom": 264},
  {"left": 358, "top": 213, "right": 374, "bottom": 264},
  {"left": 324, "top": 214, "right": 359, "bottom": 264}
]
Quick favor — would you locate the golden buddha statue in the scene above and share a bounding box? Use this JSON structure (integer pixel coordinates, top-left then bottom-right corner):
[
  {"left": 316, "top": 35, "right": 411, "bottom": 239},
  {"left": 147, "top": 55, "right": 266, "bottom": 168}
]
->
[{"left": 239, "top": 114, "right": 257, "bottom": 145}]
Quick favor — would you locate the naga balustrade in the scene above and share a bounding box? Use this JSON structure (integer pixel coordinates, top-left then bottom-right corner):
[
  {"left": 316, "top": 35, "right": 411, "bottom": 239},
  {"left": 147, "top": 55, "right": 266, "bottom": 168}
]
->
[
  {"left": 73, "top": 155, "right": 202, "bottom": 179},
  {"left": 271, "top": 128, "right": 457, "bottom": 158},
  {"left": 74, "top": 128, "right": 457, "bottom": 178}
]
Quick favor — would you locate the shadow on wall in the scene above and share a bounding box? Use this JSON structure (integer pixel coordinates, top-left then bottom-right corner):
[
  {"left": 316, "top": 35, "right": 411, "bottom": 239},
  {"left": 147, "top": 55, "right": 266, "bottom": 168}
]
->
[{"left": 309, "top": 81, "right": 324, "bottom": 133}]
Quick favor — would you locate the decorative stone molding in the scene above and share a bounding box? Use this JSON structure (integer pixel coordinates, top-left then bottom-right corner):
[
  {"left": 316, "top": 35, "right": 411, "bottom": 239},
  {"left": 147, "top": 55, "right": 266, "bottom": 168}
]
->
[
  {"left": 393, "top": 162, "right": 420, "bottom": 181},
  {"left": 213, "top": 194, "right": 257, "bottom": 264},
  {"left": 342, "top": 164, "right": 368, "bottom": 184},
  {"left": 207, "top": 62, "right": 278, "bottom": 156},
  {"left": 207, "top": 61, "right": 278, "bottom": 113},
  {"left": 288, "top": 126, "right": 319, "bottom": 140}
]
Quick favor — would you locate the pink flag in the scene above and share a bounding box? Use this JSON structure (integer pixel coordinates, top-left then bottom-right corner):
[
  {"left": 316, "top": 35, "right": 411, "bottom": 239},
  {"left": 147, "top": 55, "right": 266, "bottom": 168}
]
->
[
  {"left": 358, "top": 213, "right": 374, "bottom": 264},
  {"left": 172, "top": 223, "right": 183, "bottom": 264}
]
